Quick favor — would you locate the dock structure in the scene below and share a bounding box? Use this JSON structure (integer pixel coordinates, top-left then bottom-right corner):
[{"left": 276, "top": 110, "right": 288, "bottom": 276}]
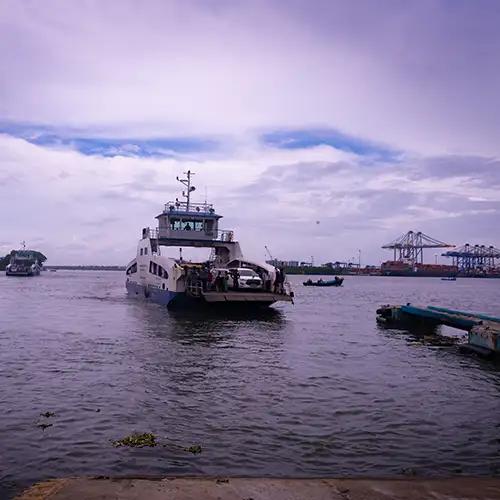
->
[
  {"left": 17, "top": 476, "right": 500, "bottom": 500},
  {"left": 376, "top": 304, "right": 500, "bottom": 358}
]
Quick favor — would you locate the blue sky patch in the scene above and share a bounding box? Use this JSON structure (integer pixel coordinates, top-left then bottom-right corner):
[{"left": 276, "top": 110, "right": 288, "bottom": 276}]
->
[
  {"left": 261, "top": 128, "right": 399, "bottom": 160},
  {"left": 0, "top": 122, "right": 219, "bottom": 157}
]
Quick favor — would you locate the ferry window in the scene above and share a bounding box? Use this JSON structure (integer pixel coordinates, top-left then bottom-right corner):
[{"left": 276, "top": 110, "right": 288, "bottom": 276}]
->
[
  {"left": 140, "top": 249, "right": 143, "bottom": 256},
  {"left": 194, "top": 221, "right": 203, "bottom": 231},
  {"left": 172, "top": 219, "right": 182, "bottom": 230},
  {"left": 144, "top": 248, "right": 148, "bottom": 255},
  {"left": 127, "top": 263, "right": 137, "bottom": 274},
  {"left": 149, "top": 261, "right": 153, "bottom": 273},
  {"left": 152, "top": 262, "right": 157, "bottom": 274}
]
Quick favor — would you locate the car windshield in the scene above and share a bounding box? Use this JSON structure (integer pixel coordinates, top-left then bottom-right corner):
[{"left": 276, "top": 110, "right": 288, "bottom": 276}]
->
[{"left": 239, "top": 269, "right": 257, "bottom": 277}]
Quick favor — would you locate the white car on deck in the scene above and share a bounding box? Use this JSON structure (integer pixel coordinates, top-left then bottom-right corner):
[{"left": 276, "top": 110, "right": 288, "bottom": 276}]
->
[{"left": 233, "top": 268, "right": 263, "bottom": 289}]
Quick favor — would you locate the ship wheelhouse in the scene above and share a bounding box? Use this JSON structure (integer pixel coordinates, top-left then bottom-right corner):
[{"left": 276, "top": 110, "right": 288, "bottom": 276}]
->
[{"left": 156, "top": 201, "right": 228, "bottom": 244}]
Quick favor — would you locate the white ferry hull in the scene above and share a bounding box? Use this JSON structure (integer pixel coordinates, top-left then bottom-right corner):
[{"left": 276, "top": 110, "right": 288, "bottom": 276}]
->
[
  {"left": 126, "top": 279, "right": 179, "bottom": 307},
  {"left": 126, "top": 280, "right": 284, "bottom": 309},
  {"left": 6, "top": 267, "right": 41, "bottom": 277}
]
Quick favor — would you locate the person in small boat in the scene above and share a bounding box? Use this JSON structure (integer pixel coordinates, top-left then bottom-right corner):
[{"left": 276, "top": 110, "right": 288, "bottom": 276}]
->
[
  {"left": 305, "top": 278, "right": 313, "bottom": 285},
  {"left": 317, "top": 278, "right": 324, "bottom": 284}
]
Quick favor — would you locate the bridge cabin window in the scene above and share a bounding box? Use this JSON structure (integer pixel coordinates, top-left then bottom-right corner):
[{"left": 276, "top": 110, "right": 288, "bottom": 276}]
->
[
  {"left": 170, "top": 219, "right": 207, "bottom": 232},
  {"left": 140, "top": 249, "right": 143, "bottom": 256},
  {"left": 156, "top": 207, "right": 221, "bottom": 241},
  {"left": 126, "top": 263, "right": 137, "bottom": 274}
]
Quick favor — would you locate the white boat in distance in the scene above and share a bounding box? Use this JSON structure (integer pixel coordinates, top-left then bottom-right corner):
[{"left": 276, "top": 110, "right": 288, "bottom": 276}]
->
[
  {"left": 6, "top": 243, "right": 43, "bottom": 277},
  {"left": 125, "top": 171, "right": 293, "bottom": 309}
]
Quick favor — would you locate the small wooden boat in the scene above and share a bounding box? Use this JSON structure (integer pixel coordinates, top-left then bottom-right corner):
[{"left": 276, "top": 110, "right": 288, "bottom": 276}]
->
[
  {"left": 303, "top": 277, "right": 344, "bottom": 287},
  {"left": 441, "top": 277, "right": 457, "bottom": 281}
]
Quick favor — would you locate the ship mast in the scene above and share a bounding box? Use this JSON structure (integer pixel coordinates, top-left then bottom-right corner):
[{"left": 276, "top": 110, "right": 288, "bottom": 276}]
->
[{"left": 176, "top": 170, "right": 196, "bottom": 211}]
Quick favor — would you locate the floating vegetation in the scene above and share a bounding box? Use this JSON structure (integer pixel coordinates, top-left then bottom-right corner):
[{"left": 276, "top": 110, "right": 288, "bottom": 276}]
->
[
  {"left": 40, "top": 411, "right": 56, "bottom": 418},
  {"left": 112, "top": 432, "right": 157, "bottom": 448},
  {"left": 185, "top": 444, "right": 202, "bottom": 454},
  {"left": 408, "top": 335, "right": 459, "bottom": 347},
  {"left": 37, "top": 422, "right": 53, "bottom": 430},
  {"left": 400, "top": 467, "right": 417, "bottom": 476},
  {"left": 111, "top": 433, "right": 202, "bottom": 454}
]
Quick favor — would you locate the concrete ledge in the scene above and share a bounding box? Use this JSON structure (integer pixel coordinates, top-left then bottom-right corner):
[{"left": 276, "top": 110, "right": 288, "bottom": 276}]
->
[{"left": 16, "top": 476, "right": 500, "bottom": 500}]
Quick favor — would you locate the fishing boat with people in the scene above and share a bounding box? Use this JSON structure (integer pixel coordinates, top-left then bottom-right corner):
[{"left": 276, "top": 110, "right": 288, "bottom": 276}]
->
[
  {"left": 5, "top": 242, "right": 44, "bottom": 277},
  {"left": 303, "top": 276, "right": 344, "bottom": 287},
  {"left": 125, "top": 171, "right": 294, "bottom": 309}
]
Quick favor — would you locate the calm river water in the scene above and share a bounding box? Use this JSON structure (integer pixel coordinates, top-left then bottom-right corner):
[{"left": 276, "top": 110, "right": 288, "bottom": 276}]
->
[{"left": 1, "top": 272, "right": 499, "bottom": 497}]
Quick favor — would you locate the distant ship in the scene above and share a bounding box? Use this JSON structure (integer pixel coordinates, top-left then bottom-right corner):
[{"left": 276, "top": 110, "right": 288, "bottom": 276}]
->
[
  {"left": 5, "top": 243, "right": 43, "bottom": 277},
  {"left": 381, "top": 261, "right": 458, "bottom": 277},
  {"left": 125, "top": 171, "right": 294, "bottom": 309}
]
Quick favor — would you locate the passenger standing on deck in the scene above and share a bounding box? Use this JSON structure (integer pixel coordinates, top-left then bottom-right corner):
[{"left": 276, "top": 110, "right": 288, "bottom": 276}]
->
[
  {"left": 265, "top": 272, "right": 272, "bottom": 291},
  {"left": 231, "top": 269, "right": 240, "bottom": 290},
  {"left": 199, "top": 266, "right": 208, "bottom": 291},
  {"left": 274, "top": 269, "right": 281, "bottom": 293},
  {"left": 207, "top": 268, "right": 213, "bottom": 291},
  {"left": 279, "top": 267, "right": 286, "bottom": 294}
]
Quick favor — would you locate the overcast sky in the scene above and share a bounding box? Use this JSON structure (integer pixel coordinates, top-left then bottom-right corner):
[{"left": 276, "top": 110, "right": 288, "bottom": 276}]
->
[{"left": 1, "top": 0, "right": 499, "bottom": 265}]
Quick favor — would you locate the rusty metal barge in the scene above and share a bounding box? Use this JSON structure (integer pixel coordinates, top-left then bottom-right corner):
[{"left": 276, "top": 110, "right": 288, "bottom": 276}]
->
[{"left": 376, "top": 304, "right": 500, "bottom": 358}]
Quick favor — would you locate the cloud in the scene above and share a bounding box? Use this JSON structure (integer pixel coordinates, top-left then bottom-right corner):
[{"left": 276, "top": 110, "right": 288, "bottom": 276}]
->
[
  {"left": 1, "top": 132, "right": 498, "bottom": 265},
  {"left": 1, "top": 0, "right": 500, "bottom": 155}
]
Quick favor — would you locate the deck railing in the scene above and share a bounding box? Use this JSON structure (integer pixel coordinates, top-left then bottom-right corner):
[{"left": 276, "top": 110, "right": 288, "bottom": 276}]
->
[
  {"left": 149, "top": 227, "right": 235, "bottom": 243},
  {"left": 163, "top": 201, "right": 215, "bottom": 214}
]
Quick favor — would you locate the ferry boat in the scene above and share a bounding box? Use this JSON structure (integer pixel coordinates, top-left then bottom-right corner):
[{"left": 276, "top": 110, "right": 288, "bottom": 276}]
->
[
  {"left": 125, "top": 171, "right": 294, "bottom": 309},
  {"left": 5, "top": 244, "right": 43, "bottom": 276}
]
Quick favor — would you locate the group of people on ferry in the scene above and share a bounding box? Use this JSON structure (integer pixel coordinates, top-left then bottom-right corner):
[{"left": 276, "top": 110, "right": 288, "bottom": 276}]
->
[{"left": 185, "top": 264, "right": 286, "bottom": 294}]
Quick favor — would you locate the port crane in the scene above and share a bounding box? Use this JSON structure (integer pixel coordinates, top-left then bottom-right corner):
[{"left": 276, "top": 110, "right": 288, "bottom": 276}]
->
[
  {"left": 382, "top": 231, "right": 453, "bottom": 265},
  {"left": 442, "top": 244, "right": 500, "bottom": 272}
]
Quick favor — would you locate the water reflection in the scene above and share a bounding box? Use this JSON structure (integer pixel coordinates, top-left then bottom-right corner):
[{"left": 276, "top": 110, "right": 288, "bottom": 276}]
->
[{"left": 127, "top": 298, "right": 287, "bottom": 345}]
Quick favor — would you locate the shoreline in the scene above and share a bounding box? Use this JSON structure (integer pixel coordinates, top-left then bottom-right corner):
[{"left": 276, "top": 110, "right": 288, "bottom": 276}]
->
[{"left": 16, "top": 476, "right": 500, "bottom": 500}]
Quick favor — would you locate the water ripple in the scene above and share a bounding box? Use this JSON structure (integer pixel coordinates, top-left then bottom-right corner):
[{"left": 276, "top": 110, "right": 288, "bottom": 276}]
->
[{"left": 0, "top": 272, "right": 499, "bottom": 498}]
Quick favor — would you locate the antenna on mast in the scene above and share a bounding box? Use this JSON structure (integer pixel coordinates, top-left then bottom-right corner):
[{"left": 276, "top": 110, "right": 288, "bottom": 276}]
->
[
  {"left": 176, "top": 170, "right": 196, "bottom": 210},
  {"left": 21, "top": 240, "right": 26, "bottom": 250}
]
